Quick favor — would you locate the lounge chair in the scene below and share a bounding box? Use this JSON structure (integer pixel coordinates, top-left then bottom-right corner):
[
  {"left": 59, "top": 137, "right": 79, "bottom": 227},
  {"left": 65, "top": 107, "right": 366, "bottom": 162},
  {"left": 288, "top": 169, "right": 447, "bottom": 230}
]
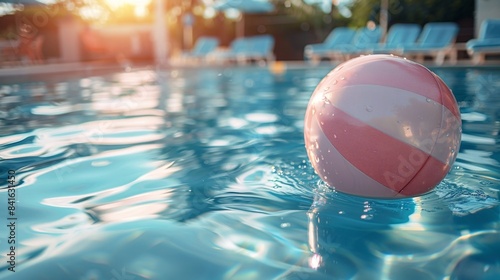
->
[
  {"left": 241, "top": 35, "right": 275, "bottom": 64},
  {"left": 401, "top": 22, "right": 459, "bottom": 65},
  {"left": 181, "top": 36, "right": 219, "bottom": 63},
  {"left": 211, "top": 35, "right": 275, "bottom": 65},
  {"left": 210, "top": 37, "right": 246, "bottom": 64},
  {"left": 369, "top": 24, "right": 421, "bottom": 54},
  {"left": 304, "top": 27, "right": 357, "bottom": 63},
  {"left": 334, "top": 26, "right": 383, "bottom": 60},
  {"left": 466, "top": 19, "right": 500, "bottom": 64}
]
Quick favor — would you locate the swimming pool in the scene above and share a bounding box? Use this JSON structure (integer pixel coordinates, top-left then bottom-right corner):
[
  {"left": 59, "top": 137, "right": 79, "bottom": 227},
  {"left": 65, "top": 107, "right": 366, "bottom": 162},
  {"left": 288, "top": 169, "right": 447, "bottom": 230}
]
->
[{"left": 0, "top": 64, "right": 499, "bottom": 279}]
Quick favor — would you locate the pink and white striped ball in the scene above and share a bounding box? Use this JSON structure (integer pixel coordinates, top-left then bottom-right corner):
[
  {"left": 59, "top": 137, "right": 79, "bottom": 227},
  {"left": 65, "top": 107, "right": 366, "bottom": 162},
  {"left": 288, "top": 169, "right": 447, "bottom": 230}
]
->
[{"left": 304, "top": 55, "right": 461, "bottom": 198}]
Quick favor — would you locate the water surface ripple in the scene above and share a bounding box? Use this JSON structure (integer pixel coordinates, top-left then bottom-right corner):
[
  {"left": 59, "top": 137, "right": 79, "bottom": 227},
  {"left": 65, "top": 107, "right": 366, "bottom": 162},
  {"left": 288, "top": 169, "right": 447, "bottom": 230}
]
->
[{"left": 0, "top": 66, "right": 499, "bottom": 279}]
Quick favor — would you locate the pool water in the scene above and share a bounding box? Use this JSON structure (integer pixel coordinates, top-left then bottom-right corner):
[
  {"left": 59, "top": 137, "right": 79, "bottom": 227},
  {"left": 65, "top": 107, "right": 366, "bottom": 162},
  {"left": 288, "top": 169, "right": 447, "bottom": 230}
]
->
[{"left": 0, "top": 65, "right": 499, "bottom": 279}]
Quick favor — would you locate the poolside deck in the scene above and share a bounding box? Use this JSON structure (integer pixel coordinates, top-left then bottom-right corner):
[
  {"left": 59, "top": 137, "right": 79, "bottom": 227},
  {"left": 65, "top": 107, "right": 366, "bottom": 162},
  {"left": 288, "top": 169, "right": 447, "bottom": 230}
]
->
[
  {"left": 0, "top": 58, "right": 499, "bottom": 81},
  {"left": 0, "top": 61, "right": 129, "bottom": 80}
]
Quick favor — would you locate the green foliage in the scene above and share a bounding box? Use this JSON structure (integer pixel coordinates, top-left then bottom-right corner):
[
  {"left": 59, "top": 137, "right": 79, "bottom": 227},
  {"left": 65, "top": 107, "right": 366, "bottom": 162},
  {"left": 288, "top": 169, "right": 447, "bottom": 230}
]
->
[
  {"left": 269, "top": 0, "right": 349, "bottom": 39},
  {"left": 348, "top": 0, "right": 475, "bottom": 28}
]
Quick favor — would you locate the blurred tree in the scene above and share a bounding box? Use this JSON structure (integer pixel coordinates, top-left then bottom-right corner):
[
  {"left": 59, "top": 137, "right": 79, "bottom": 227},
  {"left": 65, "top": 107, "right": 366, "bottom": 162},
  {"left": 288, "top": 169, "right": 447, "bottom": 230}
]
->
[
  {"left": 348, "top": 0, "right": 474, "bottom": 28},
  {"left": 269, "top": 0, "right": 349, "bottom": 40}
]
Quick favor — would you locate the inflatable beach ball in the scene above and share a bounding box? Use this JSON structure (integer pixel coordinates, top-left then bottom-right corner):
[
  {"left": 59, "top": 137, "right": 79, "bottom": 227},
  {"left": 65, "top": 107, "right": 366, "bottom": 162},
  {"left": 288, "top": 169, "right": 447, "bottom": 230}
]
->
[{"left": 304, "top": 55, "right": 461, "bottom": 198}]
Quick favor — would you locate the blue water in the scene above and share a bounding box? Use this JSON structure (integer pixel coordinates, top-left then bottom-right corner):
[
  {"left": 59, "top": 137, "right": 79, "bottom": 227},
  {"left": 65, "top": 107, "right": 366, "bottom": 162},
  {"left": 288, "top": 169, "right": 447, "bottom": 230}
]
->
[{"left": 0, "top": 65, "right": 499, "bottom": 280}]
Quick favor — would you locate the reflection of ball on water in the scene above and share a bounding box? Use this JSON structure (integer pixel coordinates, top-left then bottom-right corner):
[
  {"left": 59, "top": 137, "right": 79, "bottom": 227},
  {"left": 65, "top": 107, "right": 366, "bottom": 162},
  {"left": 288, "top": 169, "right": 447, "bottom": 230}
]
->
[{"left": 304, "top": 55, "right": 462, "bottom": 198}]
